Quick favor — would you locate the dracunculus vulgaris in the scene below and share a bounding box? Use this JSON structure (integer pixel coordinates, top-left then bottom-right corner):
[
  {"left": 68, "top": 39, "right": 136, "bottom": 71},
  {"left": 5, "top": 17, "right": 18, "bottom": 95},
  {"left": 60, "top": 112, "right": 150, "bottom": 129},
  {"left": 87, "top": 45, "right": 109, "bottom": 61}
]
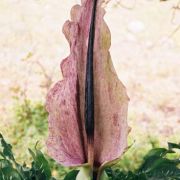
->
[{"left": 46, "top": 0, "right": 129, "bottom": 178}]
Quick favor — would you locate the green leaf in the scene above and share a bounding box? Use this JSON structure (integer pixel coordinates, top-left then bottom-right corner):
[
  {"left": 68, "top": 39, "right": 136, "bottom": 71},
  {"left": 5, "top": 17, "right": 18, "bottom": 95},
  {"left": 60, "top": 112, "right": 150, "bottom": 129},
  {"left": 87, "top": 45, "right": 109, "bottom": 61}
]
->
[
  {"left": 0, "top": 159, "right": 12, "bottom": 169},
  {"left": 0, "top": 166, "right": 22, "bottom": 180},
  {"left": 64, "top": 170, "right": 79, "bottom": 180},
  {"left": 144, "top": 148, "right": 174, "bottom": 159},
  {"left": 146, "top": 164, "right": 180, "bottom": 179},
  {"left": 168, "top": 142, "right": 180, "bottom": 151},
  {"left": 105, "top": 168, "right": 137, "bottom": 180},
  {"left": 28, "top": 147, "right": 51, "bottom": 179},
  {"left": 0, "top": 134, "right": 55, "bottom": 180},
  {"left": 105, "top": 142, "right": 180, "bottom": 180},
  {"left": 0, "top": 134, "right": 15, "bottom": 161}
]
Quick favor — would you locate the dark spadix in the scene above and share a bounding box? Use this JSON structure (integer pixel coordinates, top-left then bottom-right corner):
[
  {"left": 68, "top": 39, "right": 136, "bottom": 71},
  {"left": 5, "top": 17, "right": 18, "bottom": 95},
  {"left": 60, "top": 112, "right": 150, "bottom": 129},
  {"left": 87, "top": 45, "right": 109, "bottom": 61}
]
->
[{"left": 85, "top": 0, "right": 97, "bottom": 167}]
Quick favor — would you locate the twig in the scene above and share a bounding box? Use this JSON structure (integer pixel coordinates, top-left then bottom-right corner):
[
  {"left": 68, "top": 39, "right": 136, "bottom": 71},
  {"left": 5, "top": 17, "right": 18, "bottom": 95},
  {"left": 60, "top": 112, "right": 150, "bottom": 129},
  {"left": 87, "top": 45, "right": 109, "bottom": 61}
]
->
[
  {"left": 117, "top": 0, "right": 136, "bottom": 10},
  {"left": 168, "top": 24, "right": 180, "bottom": 38},
  {"left": 171, "top": 0, "right": 180, "bottom": 24}
]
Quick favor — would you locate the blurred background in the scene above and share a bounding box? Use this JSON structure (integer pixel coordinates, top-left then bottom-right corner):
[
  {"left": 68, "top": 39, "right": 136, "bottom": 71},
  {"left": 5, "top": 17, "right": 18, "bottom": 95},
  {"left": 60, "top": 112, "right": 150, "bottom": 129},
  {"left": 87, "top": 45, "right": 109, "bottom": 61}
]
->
[{"left": 0, "top": 0, "right": 180, "bottom": 179}]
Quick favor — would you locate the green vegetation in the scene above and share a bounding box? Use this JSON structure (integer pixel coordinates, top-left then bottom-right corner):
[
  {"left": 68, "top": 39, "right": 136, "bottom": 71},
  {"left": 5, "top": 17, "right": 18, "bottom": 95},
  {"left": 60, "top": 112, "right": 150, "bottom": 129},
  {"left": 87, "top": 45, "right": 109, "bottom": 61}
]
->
[
  {"left": 1, "top": 97, "right": 177, "bottom": 179},
  {"left": 10, "top": 97, "right": 48, "bottom": 162},
  {"left": 0, "top": 134, "right": 180, "bottom": 180},
  {"left": 114, "top": 137, "right": 160, "bottom": 171},
  {"left": 0, "top": 133, "right": 53, "bottom": 180},
  {"left": 8, "top": 97, "right": 69, "bottom": 179},
  {"left": 105, "top": 142, "right": 180, "bottom": 179}
]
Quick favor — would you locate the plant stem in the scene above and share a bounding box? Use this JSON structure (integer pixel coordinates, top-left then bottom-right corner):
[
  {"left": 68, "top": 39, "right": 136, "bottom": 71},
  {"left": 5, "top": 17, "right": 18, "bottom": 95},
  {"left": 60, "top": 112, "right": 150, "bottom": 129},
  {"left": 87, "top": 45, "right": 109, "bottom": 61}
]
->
[{"left": 93, "top": 170, "right": 98, "bottom": 180}]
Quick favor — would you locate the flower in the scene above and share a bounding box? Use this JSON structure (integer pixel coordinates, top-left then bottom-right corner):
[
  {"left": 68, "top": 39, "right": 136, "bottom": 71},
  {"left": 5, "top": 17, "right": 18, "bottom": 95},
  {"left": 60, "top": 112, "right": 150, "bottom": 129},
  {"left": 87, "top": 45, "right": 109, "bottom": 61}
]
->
[{"left": 46, "top": 0, "right": 129, "bottom": 168}]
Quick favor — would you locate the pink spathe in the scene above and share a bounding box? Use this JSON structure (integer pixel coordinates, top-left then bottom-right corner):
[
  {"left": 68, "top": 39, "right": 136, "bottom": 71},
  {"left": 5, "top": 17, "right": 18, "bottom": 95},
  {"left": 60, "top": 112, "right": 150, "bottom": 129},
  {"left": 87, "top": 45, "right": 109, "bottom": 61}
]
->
[{"left": 46, "top": 0, "right": 129, "bottom": 167}]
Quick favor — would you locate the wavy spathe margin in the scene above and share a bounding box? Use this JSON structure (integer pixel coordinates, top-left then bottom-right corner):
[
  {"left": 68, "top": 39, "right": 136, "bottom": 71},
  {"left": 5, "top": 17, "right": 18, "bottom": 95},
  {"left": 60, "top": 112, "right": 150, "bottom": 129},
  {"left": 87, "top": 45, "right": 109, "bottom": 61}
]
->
[{"left": 46, "top": 0, "right": 129, "bottom": 167}]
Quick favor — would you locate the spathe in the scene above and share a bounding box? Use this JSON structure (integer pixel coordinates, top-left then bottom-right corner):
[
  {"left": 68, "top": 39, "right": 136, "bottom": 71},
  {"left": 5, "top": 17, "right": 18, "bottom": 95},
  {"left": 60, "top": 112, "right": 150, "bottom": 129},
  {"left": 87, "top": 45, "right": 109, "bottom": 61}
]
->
[{"left": 46, "top": 0, "right": 129, "bottom": 167}]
